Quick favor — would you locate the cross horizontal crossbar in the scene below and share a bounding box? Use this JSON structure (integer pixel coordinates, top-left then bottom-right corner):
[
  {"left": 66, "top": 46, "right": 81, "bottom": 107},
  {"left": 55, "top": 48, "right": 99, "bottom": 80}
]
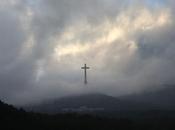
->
[{"left": 81, "top": 67, "right": 90, "bottom": 69}]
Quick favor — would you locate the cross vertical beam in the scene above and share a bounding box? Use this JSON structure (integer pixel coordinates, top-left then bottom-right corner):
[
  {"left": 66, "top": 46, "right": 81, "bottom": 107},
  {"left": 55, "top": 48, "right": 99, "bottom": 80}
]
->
[{"left": 81, "top": 64, "right": 90, "bottom": 84}]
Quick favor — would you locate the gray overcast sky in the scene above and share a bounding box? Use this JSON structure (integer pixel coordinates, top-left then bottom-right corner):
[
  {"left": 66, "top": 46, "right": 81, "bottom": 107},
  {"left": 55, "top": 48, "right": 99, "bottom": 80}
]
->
[{"left": 0, "top": 0, "right": 175, "bottom": 105}]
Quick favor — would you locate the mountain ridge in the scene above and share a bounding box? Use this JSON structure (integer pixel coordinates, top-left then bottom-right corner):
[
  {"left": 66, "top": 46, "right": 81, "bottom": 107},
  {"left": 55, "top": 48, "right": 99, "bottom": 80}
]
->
[
  {"left": 26, "top": 93, "right": 154, "bottom": 114},
  {"left": 25, "top": 86, "right": 175, "bottom": 114},
  {"left": 119, "top": 85, "right": 175, "bottom": 110}
]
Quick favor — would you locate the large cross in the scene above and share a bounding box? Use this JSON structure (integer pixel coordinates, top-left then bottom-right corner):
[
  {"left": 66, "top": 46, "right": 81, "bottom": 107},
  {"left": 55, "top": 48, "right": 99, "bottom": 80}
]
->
[{"left": 81, "top": 64, "right": 90, "bottom": 84}]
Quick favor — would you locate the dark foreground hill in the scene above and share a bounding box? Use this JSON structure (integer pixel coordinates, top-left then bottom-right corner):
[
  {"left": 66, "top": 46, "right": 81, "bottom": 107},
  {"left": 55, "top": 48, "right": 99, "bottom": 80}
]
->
[{"left": 1, "top": 100, "right": 175, "bottom": 130}]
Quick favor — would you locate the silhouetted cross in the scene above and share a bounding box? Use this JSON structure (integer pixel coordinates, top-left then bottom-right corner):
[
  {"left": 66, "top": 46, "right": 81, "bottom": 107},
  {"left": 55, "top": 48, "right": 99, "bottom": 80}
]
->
[{"left": 81, "top": 64, "right": 90, "bottom": 84}]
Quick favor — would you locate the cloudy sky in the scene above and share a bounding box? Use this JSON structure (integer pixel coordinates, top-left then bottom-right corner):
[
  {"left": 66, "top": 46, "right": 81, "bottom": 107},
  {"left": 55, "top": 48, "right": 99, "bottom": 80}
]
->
[{"left": 0, "top": 0, "right": 175, "bottom": 105}]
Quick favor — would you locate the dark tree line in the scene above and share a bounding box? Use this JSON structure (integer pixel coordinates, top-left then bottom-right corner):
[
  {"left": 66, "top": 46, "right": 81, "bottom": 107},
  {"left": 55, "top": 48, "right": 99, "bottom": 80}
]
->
[{"left": 0, "top": 100, "right": 175, "bottom": 130}]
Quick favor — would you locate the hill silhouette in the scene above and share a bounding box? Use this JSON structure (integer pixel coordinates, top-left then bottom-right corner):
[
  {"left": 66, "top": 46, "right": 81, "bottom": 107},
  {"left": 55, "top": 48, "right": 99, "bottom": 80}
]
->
[
  {"left": 27, "top": 93, "right": 154, "bottom": 114},
  {"left": 120, "top": 85, "right": 175, "bottom": 110},
  {"left": 1, "top": 98, "right": 175, "bottom": 129}
]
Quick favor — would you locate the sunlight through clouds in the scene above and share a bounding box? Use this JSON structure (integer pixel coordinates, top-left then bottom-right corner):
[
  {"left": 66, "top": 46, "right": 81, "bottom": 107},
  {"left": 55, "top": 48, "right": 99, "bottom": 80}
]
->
[{"left": 50, "top": 7, "right": 171, "bottom": 70}]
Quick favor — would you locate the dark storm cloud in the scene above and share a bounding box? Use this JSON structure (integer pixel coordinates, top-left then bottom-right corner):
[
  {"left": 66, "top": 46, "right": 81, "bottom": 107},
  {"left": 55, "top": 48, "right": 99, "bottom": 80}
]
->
[{"left": 0, "top": 0, "right": 175, "bottom": 105}]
